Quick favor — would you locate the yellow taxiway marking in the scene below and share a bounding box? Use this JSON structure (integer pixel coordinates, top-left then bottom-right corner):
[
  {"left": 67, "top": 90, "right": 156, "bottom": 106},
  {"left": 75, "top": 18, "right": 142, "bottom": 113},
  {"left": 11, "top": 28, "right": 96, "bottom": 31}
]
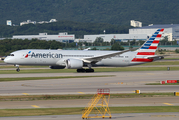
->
[
  {"left": 78, "top": 92, "right": 85, "bottom": 94},
  {"left": 22, "top": 93, "right": 29, "bottom": 95},
  {"left": 163, "top": 103, "right": 174, "bottom": 106},
  {"left": 31, "top": 105, "right": 40, "bottom": 108}
]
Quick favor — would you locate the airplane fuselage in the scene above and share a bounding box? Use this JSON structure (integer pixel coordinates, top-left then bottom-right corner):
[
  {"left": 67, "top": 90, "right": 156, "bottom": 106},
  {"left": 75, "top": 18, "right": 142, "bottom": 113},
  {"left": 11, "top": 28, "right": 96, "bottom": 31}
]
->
[{"left": 4, "top": 49, "right": 151, "bottom": 67}]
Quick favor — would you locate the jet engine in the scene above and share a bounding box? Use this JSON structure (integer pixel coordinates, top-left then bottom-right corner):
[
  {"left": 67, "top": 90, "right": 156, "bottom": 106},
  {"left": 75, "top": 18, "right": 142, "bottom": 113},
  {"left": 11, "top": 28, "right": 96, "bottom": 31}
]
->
[
  {"left": 66, "top": 59, "right": 83, "bottom": 69},
  {"left": 49, "top": 66, "right": 66, "bottom": 69}
]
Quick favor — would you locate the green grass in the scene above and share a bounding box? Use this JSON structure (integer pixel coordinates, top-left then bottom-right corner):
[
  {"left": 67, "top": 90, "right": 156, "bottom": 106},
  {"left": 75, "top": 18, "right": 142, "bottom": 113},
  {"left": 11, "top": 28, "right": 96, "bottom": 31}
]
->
[
  {"left": 0, "top": 75, "right": 114, "bottom": 82},
  {"left": 140, "top": 61, "right": 179, "bottom": 65},
  {"left": 146, "top": 83, "right": 179, "bottom": 85},
  {"left": 0, "top": 66, "right": 179, "bottom": 74},
  {"left": 0, "top": 60, "right": 4, "bottom": 63},
  {"left": 0, "top": 93, "right": 174, "bottom": 101},
  {"left": 0, "top": 65, "right": 47, "bottom": 68},
  {"left": 1, "top": 61, "right": 179, "bottom": 69},
  {"left": 0, "top": 106, "right": 179, "bottom": 117}
]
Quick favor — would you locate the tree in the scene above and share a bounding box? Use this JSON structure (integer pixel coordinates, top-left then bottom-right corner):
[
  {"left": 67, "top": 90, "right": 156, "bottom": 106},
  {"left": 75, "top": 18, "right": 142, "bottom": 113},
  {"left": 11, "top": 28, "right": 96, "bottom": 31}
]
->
[
  {"left": 110, "top": 38, "right": 116, "bottom": 46},
  {"left": 94, "top": 37, "right": 104, "bottom": 46},
  {"left": 111, "top": 43, "right": 124, "bottom": 51}
]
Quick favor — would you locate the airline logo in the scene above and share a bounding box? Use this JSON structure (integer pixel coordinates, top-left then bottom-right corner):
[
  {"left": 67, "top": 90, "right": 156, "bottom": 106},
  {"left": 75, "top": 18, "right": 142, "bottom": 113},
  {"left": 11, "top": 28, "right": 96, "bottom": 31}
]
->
[
  {"left": 25, "top": 51, "right": 31, "bottom": 58},
  {"left": 25, "top": 51, "right": 63, "bottom": 58}
]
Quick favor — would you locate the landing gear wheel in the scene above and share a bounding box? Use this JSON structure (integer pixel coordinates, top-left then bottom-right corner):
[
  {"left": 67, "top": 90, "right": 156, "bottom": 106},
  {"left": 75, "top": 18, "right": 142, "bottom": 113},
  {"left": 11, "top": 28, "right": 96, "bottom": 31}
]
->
[
  {"left": 16, "top": 68, "right": 20, "bottom": 72},
  {"left": 85, "top": 69, "right": 94, "bottom": 73},
  {"left": 15, "top": 64, "right": 20, "bottom": 72},
  {"left": 77, "top": 69, "right": 86, "bottom": 73},
  {"left": 77, "top": 69, "right": 94, "bottom": 73}
]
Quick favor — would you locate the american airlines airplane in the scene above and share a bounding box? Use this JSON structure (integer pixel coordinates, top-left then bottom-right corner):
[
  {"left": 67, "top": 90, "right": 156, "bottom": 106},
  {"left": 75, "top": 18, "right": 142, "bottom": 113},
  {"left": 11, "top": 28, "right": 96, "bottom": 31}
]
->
[{"left": 4, "top": 28, "right": 164, "bottom": 72}]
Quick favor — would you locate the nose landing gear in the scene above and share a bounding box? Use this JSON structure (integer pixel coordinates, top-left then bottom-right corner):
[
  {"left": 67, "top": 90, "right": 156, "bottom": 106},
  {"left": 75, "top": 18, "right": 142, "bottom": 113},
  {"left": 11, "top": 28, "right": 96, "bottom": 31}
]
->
[{"left": 15, "top": 64, "right": 20, "bottom": 72}]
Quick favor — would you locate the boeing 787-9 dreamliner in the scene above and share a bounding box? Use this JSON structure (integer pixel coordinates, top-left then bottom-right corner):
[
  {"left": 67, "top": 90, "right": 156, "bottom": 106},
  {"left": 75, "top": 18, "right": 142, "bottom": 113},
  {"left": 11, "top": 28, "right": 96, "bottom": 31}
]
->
[{"left": 4, "top": 29, "right": 164, "bottom": 72}]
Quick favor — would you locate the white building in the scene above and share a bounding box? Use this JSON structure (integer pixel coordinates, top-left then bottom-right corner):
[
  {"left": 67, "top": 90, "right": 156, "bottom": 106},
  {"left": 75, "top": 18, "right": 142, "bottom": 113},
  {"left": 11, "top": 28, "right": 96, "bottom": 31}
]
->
[
  {"left": 37, "top": 19, "right": 57, "bottom": 24},
  {"left": 49, "top": 19, "right": 57, "bottom": 23},
  {"left": 75, "top": 34, "right": 147, "bottom": 43},
  {"left": 38, "top": 21, "right": 49, "bottom": 24},
  {"left": 13, "top": 32, "right": 75, "bottom": 43},
  {"left": 7, "top": 20, "right": 12, "bottom": 26},
  {"left": 129, "top": 24, "right": 179, "bottom": 41},
  {"left": 130, "top": 20, "right": 142, "bottom": 27},
  {"left": 20, "top": 20, "right": 36, "bottom": 26}
]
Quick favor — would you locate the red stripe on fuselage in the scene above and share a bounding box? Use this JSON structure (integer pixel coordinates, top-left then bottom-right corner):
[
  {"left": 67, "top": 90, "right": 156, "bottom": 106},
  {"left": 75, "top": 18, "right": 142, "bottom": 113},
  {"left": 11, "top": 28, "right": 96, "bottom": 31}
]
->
[
  {"left": 137, "top": 52, "right": 155, "bottom": 55},
  {"left": 132, "top": 58, "right": 153, "bottom": 62}
]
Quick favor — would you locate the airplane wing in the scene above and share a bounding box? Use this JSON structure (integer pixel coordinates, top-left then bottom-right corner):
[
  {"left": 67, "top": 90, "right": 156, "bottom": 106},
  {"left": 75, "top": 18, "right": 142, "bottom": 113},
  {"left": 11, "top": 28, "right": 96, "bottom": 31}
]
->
[{"left": 82, "top": 49, "right": 133, "bottom": 63}]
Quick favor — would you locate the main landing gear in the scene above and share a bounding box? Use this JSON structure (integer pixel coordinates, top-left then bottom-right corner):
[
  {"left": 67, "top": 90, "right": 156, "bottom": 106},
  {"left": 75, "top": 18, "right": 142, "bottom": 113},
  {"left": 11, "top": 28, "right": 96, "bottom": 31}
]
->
[
  {"left": 15, "top": 64, "right": 20, "bottom": 72},
  {"left": 77, "top": 64, "right": 94, "bottom": 73},
  {"left": 77, "top": 68, "right": 94, "bottom": 73}
]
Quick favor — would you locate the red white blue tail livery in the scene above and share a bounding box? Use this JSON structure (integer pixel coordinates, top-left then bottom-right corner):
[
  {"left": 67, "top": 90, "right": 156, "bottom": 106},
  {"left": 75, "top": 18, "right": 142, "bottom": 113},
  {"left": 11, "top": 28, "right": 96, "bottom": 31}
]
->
[{"left": 131, "top": 28, "right": 164, "bottom": 63}]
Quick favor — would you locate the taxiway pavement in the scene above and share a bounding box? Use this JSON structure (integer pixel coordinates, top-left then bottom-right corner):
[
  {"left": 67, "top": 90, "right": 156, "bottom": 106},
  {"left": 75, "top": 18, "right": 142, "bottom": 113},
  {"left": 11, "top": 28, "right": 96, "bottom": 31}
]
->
[
  {"left": 0, "top": 71, "right": 179, "bottom": 95},
  {"left": 1, "top": 113, "right": 179, "bottom": 120},
  {"left": 0, "top": 97, "right": 179, "bottom": 109}
]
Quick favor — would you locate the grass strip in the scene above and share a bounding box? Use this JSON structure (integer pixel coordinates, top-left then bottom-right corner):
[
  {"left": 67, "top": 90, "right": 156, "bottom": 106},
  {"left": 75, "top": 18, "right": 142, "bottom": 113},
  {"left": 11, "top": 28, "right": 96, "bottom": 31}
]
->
[
  {"left": 0, "top": 106, "right": 179, "bottom": 117},
  {"left": 146, "top": 83, "right": 179, "bottom": 85},
  {"left": 0, "top": 75, "right": 114, "bottom": 82},
  {"left": 1, "top": 61, "right": 179, "bottom": 69},
  {"left": 0, "top": 65, "right": 47, "bottom": 68},
  {"left": 1, "top": 67, "right": 179, "bottom": 74},
  {"left": 0, "top": 93, "right": 174, "bottom": 101},
  {"left": 141, "top": 61, "right": 179, "bottom": 65}
]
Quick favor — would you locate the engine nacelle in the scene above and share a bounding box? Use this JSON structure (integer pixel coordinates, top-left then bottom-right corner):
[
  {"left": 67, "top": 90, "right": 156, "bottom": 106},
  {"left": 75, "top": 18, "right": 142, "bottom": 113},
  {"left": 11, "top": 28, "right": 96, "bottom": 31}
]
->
[
  {"left": 66, "top": 59, "right": 83, "bottom": 69},
  {"left": 49, "top": 66, "right": 66, "bottom": 69}
]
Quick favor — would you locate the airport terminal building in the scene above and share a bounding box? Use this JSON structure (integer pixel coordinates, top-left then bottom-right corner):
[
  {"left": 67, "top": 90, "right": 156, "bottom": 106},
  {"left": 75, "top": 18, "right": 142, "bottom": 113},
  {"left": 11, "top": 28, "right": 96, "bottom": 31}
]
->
[
  {"left": 12, "top": 24, "right": 179, "bottom": 43},
  {"left": 76, "top": 24, "right": 179, "bottom": 43},
  {"left": 12, "top": 32, "right": 75, "bottom": 43},
  {"left": 129, "top": 24, "right": 179, "bottom": 41},
  {"left": 75, "top": 34, "right": 148, "bottom": 43}
]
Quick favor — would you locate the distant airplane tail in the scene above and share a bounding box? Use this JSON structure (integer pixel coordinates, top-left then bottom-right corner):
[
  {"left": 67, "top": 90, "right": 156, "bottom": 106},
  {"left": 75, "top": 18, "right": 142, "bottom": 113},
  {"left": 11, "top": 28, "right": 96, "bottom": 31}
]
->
[{"left": 132, "top": 28, "right": 164, "bottom": 62}]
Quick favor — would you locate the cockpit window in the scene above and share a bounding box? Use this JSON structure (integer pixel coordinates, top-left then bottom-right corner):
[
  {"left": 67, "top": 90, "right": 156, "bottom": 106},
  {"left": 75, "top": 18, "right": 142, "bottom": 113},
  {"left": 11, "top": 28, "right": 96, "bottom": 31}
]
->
[{"left": 10, "top": 54, "right": 14, "bottom": 56}]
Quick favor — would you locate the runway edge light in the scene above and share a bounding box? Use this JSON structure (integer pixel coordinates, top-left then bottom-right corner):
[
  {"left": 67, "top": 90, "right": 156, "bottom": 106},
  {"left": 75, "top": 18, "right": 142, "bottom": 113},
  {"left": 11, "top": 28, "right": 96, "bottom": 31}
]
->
[{"left": 135, "top": 90, "right": 140, "bottom": 94}]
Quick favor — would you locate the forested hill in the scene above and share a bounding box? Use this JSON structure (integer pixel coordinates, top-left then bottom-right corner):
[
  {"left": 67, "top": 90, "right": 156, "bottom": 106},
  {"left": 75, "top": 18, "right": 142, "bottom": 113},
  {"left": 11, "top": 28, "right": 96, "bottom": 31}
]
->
[
  {"left": 0, "top": 21, "right": 130, "bottom": 38},
  {"left": 0, "top": 0, "right": 179, "bottom": 25}
]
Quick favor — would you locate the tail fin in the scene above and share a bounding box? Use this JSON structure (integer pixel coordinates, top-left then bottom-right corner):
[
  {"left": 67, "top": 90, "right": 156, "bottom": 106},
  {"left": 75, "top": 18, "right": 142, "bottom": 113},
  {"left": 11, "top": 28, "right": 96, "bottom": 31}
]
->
[{"left": 136, "top": 28, "right": 164, "bottom": 55}]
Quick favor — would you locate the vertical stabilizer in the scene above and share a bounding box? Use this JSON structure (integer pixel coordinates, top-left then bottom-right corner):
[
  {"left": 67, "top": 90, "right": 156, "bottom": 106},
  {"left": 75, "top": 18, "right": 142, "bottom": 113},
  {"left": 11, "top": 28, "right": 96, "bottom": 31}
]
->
[
  {"left": 132, "top": 28, "right": 164, "bottom": 63},
  {"left": 136, "top": 28, "right": 164, "bottom": 55}
]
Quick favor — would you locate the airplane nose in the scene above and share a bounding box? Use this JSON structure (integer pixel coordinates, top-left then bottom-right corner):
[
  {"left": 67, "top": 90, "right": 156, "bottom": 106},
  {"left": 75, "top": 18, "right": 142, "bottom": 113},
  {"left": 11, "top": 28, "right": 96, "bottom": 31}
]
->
[
  {"left": 4, "top": 57, "right": 12, "bottom": 64},
  {"left": 4, "top": 57, "right": 8, "bottom": 63}
]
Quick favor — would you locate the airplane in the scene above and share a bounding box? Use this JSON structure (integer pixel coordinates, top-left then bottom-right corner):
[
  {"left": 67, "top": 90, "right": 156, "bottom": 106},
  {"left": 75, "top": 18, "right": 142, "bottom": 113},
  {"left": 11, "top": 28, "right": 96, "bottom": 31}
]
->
[{"left": 4, "top": 28, "right": 164, "bottom": 73}]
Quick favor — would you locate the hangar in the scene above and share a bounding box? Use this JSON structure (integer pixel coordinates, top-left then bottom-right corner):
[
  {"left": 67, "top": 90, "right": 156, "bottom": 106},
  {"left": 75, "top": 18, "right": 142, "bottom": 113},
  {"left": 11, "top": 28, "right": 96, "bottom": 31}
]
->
[{"left": 129, "top": 24, "right": 179, "bottom": 41}]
